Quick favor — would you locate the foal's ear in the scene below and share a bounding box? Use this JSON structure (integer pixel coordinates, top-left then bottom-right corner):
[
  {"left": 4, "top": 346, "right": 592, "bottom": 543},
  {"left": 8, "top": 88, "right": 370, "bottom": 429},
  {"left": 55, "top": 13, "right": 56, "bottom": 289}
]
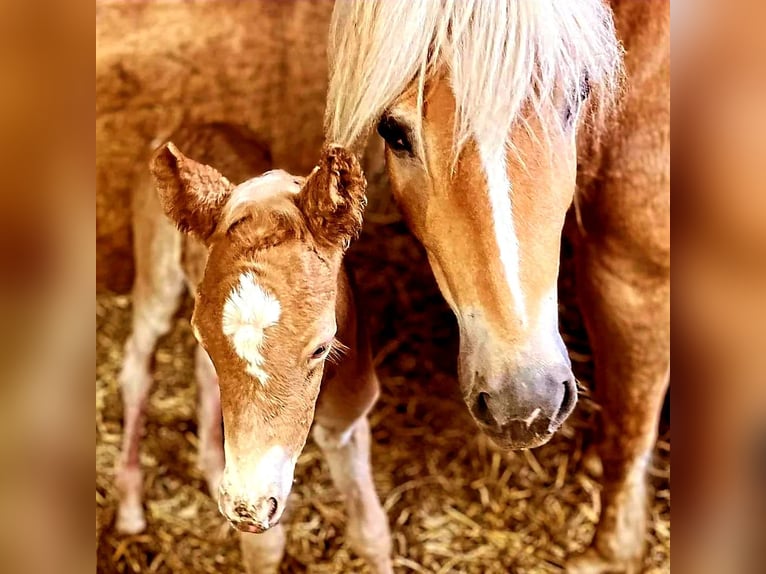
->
[
  {"left": 150, "top": 142, "right": 235, "bottom": 242},
  {"left": 296, "top": 145, "right": 367, "bottom": 249}
]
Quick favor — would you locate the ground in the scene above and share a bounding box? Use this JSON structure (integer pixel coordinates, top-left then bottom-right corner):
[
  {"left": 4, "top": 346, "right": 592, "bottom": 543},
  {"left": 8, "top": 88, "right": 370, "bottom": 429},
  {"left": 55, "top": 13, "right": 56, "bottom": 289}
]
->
[{"left": 95, "top": 220, "right": 670, "bottom": 574}]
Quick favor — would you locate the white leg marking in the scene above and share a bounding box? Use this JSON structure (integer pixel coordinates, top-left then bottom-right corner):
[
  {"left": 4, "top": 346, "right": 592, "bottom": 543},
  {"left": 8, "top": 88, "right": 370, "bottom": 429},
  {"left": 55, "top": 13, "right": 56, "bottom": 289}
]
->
[{"left": 116, "top": 258, "right": 184, "bottom": 534}]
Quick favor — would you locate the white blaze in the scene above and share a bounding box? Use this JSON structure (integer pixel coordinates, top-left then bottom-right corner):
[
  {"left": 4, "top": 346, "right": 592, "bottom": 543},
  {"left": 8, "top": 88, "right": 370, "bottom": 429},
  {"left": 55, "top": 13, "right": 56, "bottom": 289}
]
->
[
  {"left": 221, "top": 444, "right": 295, "bottom": 500},
  {"left": 479, "top": 146, "right": 527, "bottom": 324},
  {"left": 221, "top": 272, "right": 281, "bottom": 384}
]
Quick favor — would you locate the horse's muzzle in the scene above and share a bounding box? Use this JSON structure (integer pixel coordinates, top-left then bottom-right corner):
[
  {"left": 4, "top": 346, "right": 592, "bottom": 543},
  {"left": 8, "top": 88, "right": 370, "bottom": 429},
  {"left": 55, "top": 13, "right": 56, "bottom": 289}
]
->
[{"left": 467, "top": 366, "right": 578, "bottom": 449}]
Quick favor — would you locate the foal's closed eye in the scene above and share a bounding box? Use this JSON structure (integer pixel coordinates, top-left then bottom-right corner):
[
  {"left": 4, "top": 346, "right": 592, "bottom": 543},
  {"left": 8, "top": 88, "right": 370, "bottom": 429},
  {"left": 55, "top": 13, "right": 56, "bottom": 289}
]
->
[
  {"left": 310, "top": 338, "right": 349, "bottom": 364},
  {"left": 311, "top": 344, "right": 329, "bottom": 360}
]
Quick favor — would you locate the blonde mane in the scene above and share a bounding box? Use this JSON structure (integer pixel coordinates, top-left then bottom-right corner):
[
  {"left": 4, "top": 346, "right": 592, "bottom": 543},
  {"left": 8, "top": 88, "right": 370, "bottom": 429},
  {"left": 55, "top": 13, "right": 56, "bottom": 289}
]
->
[{"left": 325, "top": 0, "right": 623, "bottom": 159}]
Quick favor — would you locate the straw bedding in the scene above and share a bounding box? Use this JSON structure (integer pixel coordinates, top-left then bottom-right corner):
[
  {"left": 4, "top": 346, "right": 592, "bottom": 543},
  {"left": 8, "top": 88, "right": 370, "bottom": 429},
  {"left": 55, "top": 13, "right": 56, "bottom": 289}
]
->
[{"left": 95, "top": 214, "right": 670, "bottom": 573}]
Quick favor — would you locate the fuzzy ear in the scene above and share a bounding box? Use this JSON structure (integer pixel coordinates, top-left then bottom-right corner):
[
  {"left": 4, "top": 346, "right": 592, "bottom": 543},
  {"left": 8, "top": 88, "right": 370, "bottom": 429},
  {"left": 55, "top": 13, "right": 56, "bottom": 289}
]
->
[
  {"left": 295, "top": 145, "right": 367, "bottom": 249},
  {"left": 150, "top": 142, "right": 235, "bottom": 241}
]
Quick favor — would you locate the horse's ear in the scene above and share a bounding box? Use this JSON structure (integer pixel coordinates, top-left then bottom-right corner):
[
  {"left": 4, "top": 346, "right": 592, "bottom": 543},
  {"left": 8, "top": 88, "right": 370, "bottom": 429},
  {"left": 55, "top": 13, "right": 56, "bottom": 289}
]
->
[
  {"left": 150, "top": 142, "right": 235, "bottom": 242},
  {"left": 296, "top": 145, "right": 367, "bottom": 250}
]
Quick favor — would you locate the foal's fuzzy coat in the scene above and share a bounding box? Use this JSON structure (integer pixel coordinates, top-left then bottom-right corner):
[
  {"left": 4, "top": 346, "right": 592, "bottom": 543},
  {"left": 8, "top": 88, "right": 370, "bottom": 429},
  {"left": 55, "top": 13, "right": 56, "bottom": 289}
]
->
[{"left": 116, "top": 123, "right": 392, "bottom": 574}]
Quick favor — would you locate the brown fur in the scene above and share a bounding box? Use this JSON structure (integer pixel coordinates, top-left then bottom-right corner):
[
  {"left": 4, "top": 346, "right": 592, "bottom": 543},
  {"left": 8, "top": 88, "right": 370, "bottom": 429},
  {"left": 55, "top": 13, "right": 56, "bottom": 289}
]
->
[
  {"left": 152, "top": 143, "right": 236, "bottom": 240},
  {"left": 96, "top": 1, "right": 389, "bottom": 292},
  {"left": 115, "top": 124, "right": 391, "bottom": 573},
  {"left": 96, "top": 1, "right": 334, "bottom": 291},
  {"left": 296, "top": 147, "right": 368, "bottom": 250},
  {"left": 116, "top": 124, "right": 274, "bottom": 543},
  {"left": 180, "top": 145, "right": 366, "bottom": 454},
  {"left": 566, "top": 3, "right": 670, "bottom": 572}
]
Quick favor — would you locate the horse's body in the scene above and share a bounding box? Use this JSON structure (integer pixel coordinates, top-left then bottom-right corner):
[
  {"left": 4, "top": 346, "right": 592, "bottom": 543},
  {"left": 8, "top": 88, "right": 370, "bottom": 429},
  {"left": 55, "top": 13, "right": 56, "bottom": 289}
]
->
[
  {"left": 116, "top": 123, "right": 392, "bottom": 573},
  {"left": 571, "top": 4, "right": 670, "bottom": 570},
  {"left": 96, "top": 1, "right": 334, "bottom": 292},
  {"left": 101, "top": 1, "right": 670, "bottom": 571},
  {"left": 325, "top": 1, "right": 669, "bottom": 572}
]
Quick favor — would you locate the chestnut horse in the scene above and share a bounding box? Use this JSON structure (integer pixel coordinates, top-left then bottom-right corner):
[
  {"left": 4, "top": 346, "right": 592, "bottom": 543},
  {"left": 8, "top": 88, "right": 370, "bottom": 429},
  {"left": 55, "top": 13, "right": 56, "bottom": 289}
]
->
[
  {"left": 325, "top": 1, "right": 669, "bottom": 572},
  {"left": 115, "top": 124, "right": 392, "bottom": 573}
]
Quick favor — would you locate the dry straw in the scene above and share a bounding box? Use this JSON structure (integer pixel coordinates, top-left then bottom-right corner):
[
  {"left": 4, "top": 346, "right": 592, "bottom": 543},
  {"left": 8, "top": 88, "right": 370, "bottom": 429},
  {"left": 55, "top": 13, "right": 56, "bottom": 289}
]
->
[{"left": 97, "top": 223, "right": 669, "bottom": 573}]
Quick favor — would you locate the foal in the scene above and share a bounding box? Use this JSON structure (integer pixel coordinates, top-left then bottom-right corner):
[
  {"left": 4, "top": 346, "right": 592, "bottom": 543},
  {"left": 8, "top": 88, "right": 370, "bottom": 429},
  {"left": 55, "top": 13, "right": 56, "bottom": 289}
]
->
[{"left": 115, "top": 123, "right": 392, "bottom": 573}]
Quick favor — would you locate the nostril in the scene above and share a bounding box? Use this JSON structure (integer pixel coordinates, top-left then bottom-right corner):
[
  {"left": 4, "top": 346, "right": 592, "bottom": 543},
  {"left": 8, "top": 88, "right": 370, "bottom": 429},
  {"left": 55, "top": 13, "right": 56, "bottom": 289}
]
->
[
  {"left": 475, "top": 391, "right": 492, "bottom": 423},
  {"left": 234, "top": 503, "right": 249, "bottom": 519},
  {"left": 551, "top": 377, "right": 578, "bottom": 430},
  {"left": 266, "top": 497, "right": 278, "bottom": 522}
]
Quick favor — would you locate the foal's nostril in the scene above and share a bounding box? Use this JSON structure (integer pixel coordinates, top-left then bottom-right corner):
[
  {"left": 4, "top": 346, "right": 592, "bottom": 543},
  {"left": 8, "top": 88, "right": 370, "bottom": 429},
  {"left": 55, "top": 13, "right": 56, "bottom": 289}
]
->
[
  {"left": 475, "top": 391, "right": 492, "bottom": 423},
  {"left": 230, "top": 498, "right": 279, "bottom": 526},
  {"left": 266, "top": 497, "right": 278, "bottom": 523},
  {"left": 234, "top": 503, "right": 249, "bottom": 519}
]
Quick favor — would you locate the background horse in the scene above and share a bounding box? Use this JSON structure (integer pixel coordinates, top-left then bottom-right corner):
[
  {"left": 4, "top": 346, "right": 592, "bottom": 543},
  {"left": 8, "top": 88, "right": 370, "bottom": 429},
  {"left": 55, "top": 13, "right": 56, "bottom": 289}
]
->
[
  {"left": 96, "top": 1, "right": 335, "bottom": 292},
  {"left": 325, "top": 1, "right": 669, "bottom": 572}
]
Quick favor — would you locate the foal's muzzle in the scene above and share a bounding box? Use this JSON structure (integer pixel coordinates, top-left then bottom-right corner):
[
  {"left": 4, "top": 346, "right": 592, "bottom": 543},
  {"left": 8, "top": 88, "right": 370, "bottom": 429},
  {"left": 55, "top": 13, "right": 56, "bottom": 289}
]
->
[
  {"left": 218, "top": 490, "right": 283, "bottom": 534},
  {"left": 216, "top": 447, "right": 295, "bottom": 534}
]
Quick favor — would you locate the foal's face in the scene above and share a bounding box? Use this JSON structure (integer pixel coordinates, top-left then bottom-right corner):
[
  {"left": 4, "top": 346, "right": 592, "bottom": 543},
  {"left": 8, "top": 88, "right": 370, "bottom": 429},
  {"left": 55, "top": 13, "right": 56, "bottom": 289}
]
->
[
  {"left": 379, "top": 81, "right": 581, "bottom": 449},
  {"left": 197, "top": 237, "right": 337, "bottom": 534},
  {"left": 151, "top": 145, "right": 365, "bottom": 533}
]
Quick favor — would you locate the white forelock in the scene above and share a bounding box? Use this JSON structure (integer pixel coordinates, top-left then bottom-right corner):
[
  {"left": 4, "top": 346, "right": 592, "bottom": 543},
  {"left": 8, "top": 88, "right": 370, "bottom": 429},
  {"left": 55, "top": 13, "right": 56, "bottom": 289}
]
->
[{"left": 326, "top": 0, "right": 623, "bottom": 158}]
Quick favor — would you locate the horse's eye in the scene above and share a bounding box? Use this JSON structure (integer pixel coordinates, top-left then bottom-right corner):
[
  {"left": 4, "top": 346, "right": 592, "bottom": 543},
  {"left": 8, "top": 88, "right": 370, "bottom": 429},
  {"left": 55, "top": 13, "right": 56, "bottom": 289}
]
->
[
  {"left": 565, "top": 75, "right": 591, "bottom": 127},
  {"left": 578, "top": 73, "right": 591, "bottom": 103},
  {"left": 377, "top": 115, "right": 413, "bottom": 155},
  {"left": 311, "top": 344, "right": 329, "bottom": 360}
]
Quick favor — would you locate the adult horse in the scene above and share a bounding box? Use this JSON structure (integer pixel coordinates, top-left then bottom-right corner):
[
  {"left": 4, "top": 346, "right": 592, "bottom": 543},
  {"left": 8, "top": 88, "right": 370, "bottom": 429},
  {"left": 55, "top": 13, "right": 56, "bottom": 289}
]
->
[{"left": 325, "top": 1, "right": 669, "bottom": 572}]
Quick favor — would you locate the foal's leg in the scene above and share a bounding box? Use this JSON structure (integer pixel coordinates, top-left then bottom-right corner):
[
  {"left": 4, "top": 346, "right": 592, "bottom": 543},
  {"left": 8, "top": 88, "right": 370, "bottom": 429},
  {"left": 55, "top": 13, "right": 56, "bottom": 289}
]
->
[
  {"left": 115, "top": 213, "right": 185, "bottom": 534},
  {"left": 313, "top": 414, "right": 392, "bottom": 574},
  {"left": 240, "top": 527, "right": 286, "bottom": 574},
  {"left": 194, "top": 344, "right": 224, "bottom": 497},
  {"left": 313, "top": 366, "right": 393, "bottom": 574}
]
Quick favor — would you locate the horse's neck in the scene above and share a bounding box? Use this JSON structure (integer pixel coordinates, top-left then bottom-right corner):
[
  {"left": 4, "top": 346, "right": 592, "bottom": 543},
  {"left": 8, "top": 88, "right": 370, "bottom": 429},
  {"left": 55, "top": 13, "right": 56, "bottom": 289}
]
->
[
  {"left": 334, "top": 263, "right": 358, "bottom": 349},
  {"left": 182, "top": 235, "right": 207, "bottom": 290}
]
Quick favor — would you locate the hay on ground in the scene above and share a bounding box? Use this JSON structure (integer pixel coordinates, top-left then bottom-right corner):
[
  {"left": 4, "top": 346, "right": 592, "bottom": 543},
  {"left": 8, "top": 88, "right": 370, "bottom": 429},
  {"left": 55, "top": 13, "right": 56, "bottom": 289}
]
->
[{"left": 96, "top": 221, "right": 670, "bottom": 573}]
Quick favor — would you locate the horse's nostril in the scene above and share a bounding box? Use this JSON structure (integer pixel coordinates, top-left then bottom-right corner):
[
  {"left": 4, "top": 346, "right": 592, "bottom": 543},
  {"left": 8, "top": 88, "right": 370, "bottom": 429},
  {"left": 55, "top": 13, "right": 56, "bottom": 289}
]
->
[
  {"left": 266, "top": 497, "right": 278, "bottom": 522},
  {"left": 551, "top": 377, "right": 578, "bottom": 430},
  {"left": 476, "top": 391, "right": 492, "bottom": 423}
]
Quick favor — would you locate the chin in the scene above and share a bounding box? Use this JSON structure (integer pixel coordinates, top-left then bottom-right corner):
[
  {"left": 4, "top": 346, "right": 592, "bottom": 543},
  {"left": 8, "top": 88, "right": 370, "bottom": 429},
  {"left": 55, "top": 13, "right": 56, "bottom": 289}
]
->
[{"left": 482, "top": 426, "right": 555, "bottom": 451}]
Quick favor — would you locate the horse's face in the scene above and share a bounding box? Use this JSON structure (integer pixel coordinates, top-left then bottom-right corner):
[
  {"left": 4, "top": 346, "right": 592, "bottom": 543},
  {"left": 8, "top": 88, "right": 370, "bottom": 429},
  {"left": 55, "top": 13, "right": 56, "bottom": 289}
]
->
[
  {"left": 379, "top": 81, "right": 579, "bottom": 449},
  {"left": 151, "top": 144, "right": 365, "bottom": 532}
]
